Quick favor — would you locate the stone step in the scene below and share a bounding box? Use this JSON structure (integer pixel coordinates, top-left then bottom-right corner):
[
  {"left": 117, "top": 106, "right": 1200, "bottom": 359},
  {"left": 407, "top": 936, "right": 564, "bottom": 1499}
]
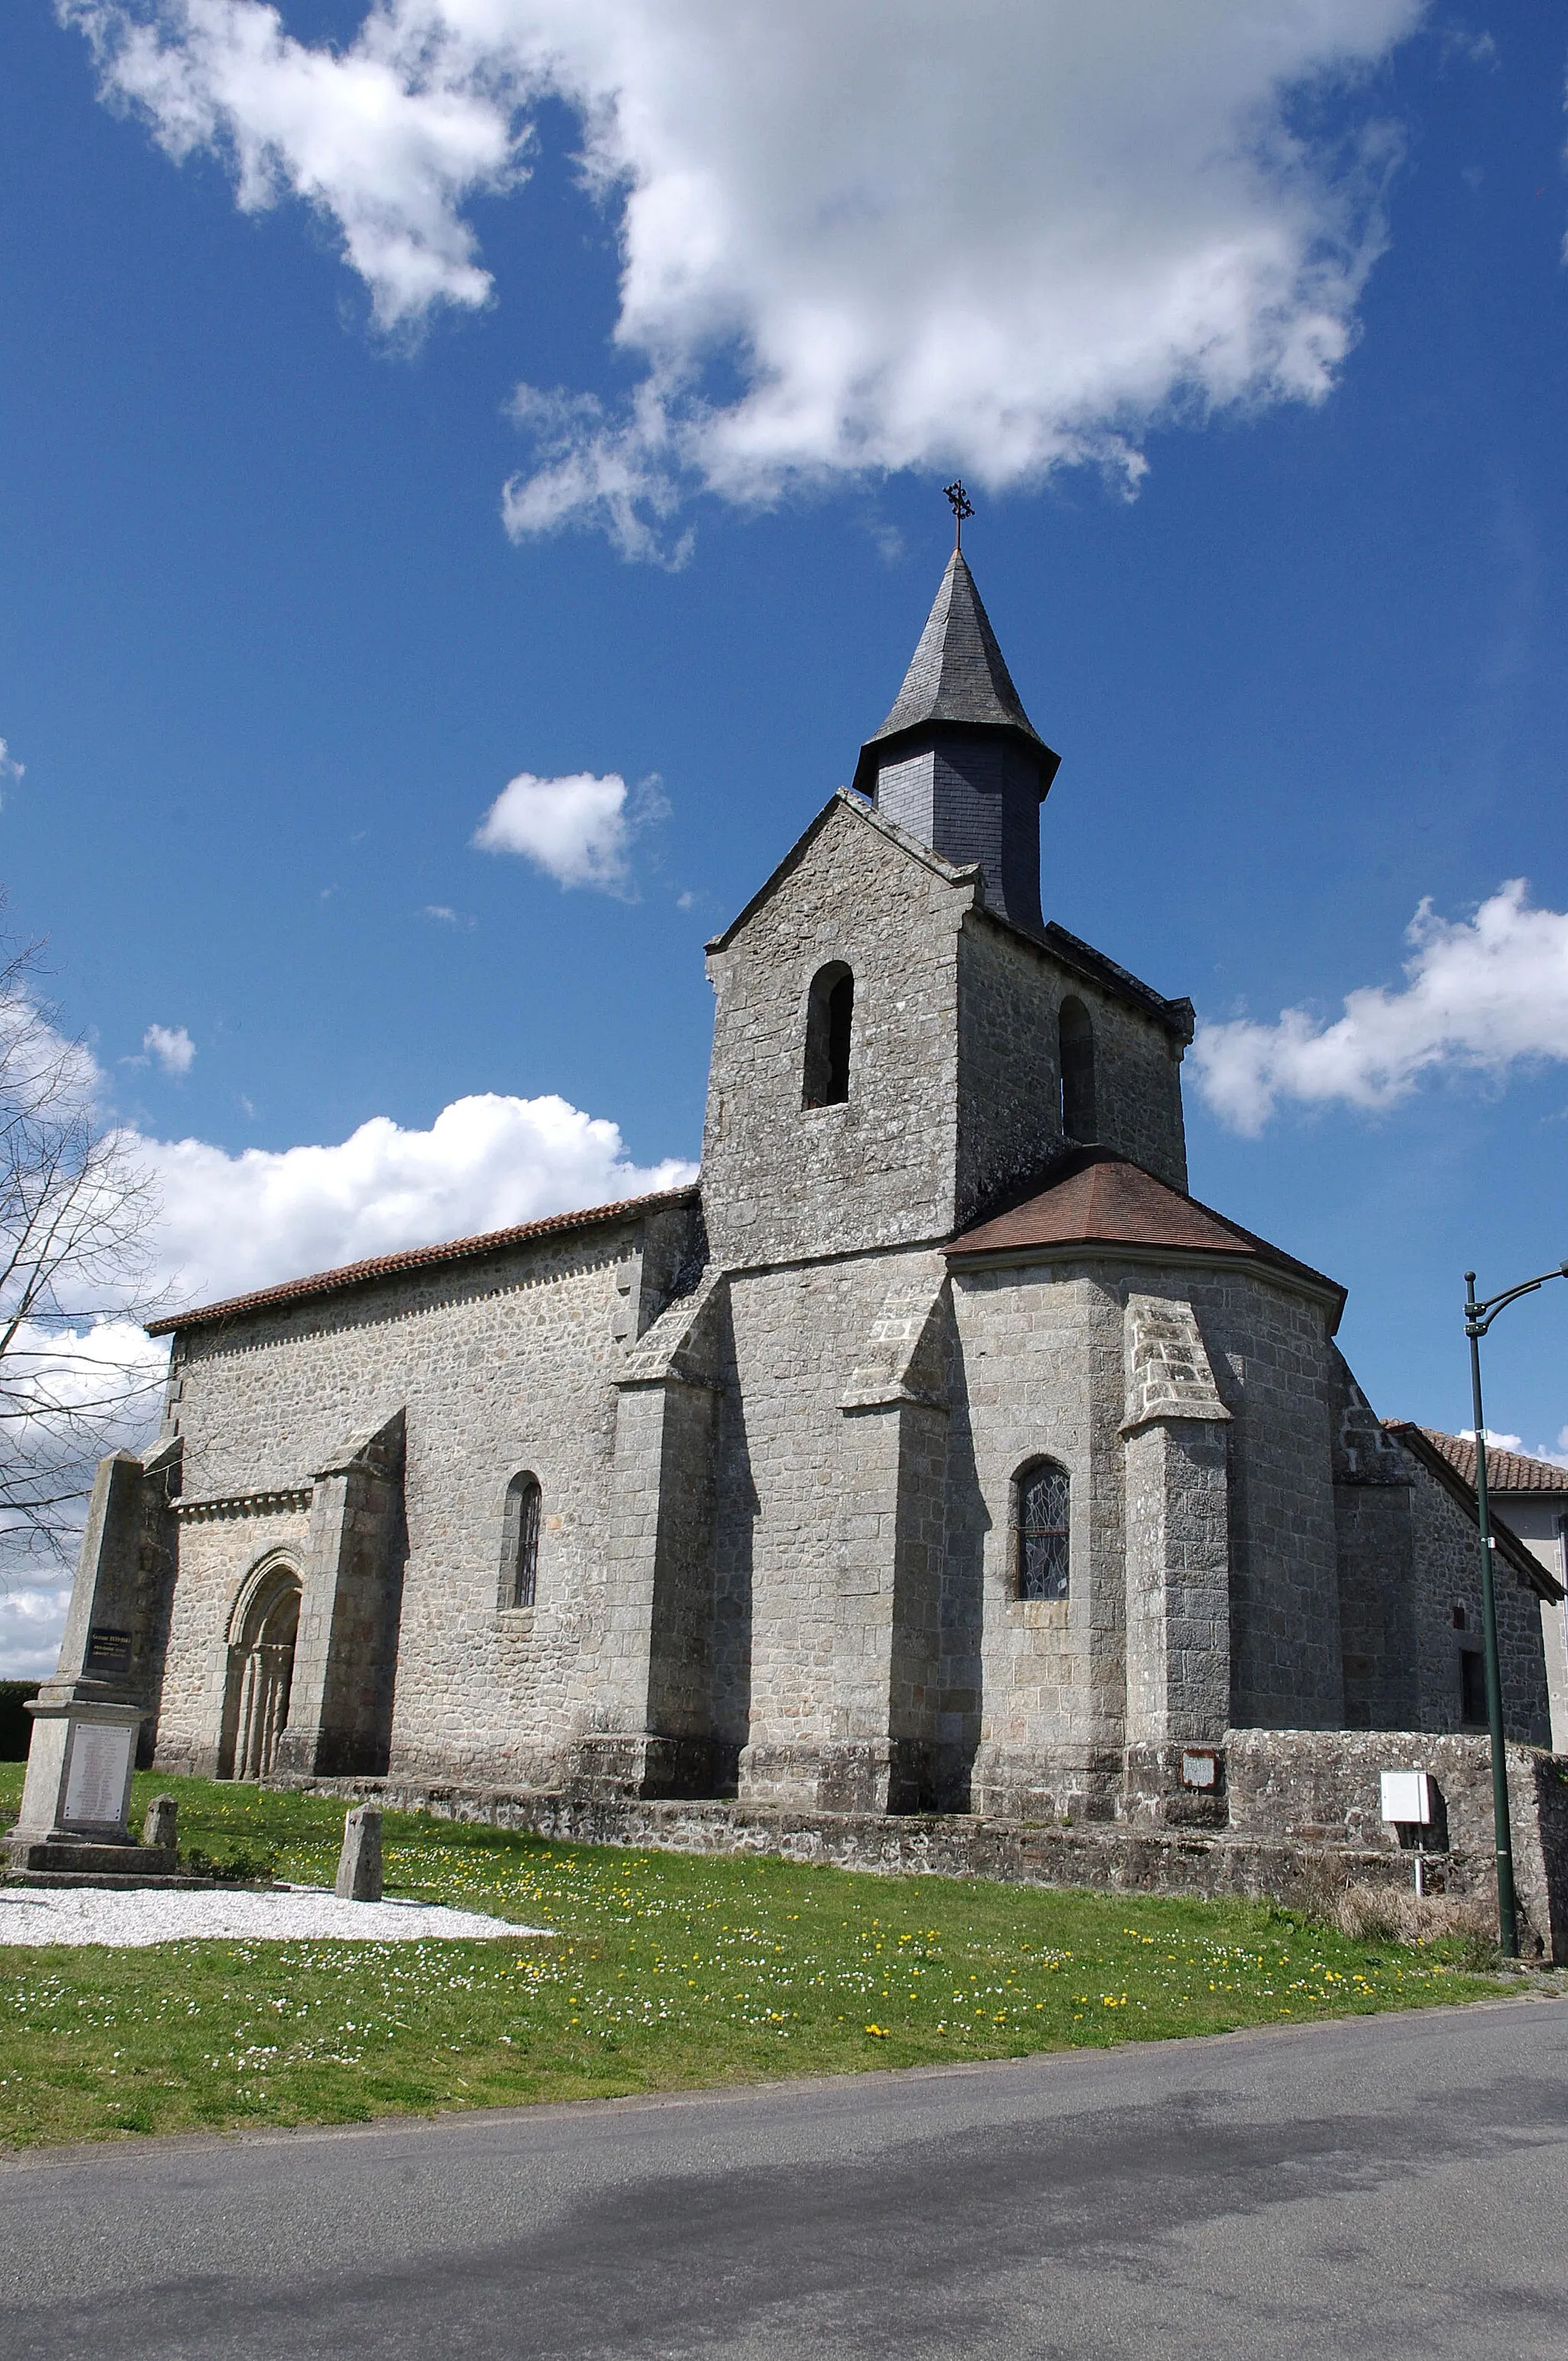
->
[
  {"left": 3, "top": 1870, "right": 270, "bottom": 1891},
  {"left": 4, "top": 1838, "right": 178, "bottom": 1879}
]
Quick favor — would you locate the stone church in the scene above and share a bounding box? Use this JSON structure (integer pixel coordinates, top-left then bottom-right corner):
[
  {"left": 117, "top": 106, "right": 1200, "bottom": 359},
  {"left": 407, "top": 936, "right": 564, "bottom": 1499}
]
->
[{"left": 35, "top": 546, "right": 1564, "bottom": 1838}]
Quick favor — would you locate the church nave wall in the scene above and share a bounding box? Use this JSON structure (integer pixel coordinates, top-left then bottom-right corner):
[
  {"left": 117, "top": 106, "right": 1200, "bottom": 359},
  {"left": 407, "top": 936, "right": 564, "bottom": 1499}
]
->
[{"left": 152, "top": 1205, "right": 701, "bottom": 1790}]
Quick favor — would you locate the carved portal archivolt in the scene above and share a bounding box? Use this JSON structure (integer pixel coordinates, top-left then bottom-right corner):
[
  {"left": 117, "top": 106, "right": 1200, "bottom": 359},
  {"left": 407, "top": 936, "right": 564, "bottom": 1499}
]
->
[{"left": 219, "top": 1557, "right": 302, "bottom": 1781}]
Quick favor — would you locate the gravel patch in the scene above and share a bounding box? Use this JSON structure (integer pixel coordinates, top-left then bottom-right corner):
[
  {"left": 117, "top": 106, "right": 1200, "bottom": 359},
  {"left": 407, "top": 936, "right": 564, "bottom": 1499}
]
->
[{"left": 0, "top": 1885, "right": 550, "bottom": 1947}]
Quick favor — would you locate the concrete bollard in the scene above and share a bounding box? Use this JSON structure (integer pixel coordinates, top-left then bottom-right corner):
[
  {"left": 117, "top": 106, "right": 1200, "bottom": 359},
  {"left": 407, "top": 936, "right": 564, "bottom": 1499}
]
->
[
  {"left": 335, "top": 1803, "right": 383, "bottom": 1902},
  {"left": 142, "top": 1794, "right": 178, "bottom": 1853}
]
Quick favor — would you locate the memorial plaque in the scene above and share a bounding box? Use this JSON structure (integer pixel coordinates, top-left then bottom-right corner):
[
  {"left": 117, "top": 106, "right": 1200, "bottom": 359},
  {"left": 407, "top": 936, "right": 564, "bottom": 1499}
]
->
[
  {"left": 86, "top": 1625, "right": 133, "bottom": 1670},
  {"left": 63, "top": 1722, "right": 134, "bottom": 1826}
]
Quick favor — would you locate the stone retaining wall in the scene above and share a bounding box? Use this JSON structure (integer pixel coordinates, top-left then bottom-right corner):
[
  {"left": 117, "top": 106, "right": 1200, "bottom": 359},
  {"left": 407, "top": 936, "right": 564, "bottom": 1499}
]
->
[{"left": 280, "top": 1729, "right": 1568, "bottom": 1962}]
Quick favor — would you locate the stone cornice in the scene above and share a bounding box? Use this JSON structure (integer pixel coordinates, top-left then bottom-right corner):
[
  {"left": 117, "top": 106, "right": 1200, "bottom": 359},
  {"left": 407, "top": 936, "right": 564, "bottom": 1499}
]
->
[{"left": 173, "top": 1486, "right": 314, "bottom": 1523}]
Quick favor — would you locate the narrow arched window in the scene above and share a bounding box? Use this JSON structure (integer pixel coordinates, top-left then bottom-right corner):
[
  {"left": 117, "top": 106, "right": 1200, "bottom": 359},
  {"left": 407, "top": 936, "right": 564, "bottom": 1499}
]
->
[
  {"left": 1058, "top": 997, "right": 1096, "bottom": 1141},
  {"left": 802, "top": 962, "right": 854, "bottom": 1107},
  {"left": 501, "top": 1473, "right": 541, "bottom": 1609},
  {"left": 1015, "top": 1460, "right": 1070, "bottom": 1601}
]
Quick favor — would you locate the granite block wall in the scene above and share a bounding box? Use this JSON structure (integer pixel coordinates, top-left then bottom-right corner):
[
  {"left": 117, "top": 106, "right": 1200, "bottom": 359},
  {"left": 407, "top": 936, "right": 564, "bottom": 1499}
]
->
[
  {"left": 157, "top": 1498, "right": 314, "bottom": 1775},
  {"left": 149, "top": 1201, "right": 704, "bottom": 1789},
  {"left": 1328, "top": 1355, "right": 1419, "bottom": 1728},
  {"left": 713, "top": 1247, "right": 958, "bottom": 1809},
  {"left": 701, "top": 798, "right": 965, "bottom": 1269},
  {"left": 1399, "top": 1447, "right": 1551, "bottom": 1745},
  {"left": 950, "top": 1265, "right": 1123, "bottom": 1817},
  {"left": 1181, "top": 1268, "right": 1346, "bottom": 1729},
  {"left": 274, "top": 1412, "right": 407, "bottom": 1779},
  {"left": 1122, "top": 1413, "right": 1231, "bottom": 1747},
  {"left": 956, "top": 914, "right": 1187, "bottom": 1218}
]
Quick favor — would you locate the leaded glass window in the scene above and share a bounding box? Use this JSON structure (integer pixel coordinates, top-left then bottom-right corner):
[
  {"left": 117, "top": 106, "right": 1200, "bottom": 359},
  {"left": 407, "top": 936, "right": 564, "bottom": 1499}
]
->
[
  {"left": 502, "top": 1473, "right": 542, "bottom": 1609},
  {"left": 1016, "top": 1461, "right": 1070, "bottom": 1601}
]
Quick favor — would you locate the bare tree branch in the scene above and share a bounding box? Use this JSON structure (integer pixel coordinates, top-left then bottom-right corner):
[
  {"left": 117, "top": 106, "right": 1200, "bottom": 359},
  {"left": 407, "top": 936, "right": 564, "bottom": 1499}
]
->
[{"left": 0, "top": 915, "right": 166, "bottom": 1568}]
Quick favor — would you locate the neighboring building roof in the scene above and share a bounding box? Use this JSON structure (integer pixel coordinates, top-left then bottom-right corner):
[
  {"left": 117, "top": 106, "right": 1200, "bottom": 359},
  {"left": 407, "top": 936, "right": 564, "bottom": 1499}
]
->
[
  {"left": 145, "top": 1185, "right": 701, "bottom": 1339},
  {"left": 1383, "top": 1422, "right": 1565, "bottom": 1602},
  {"left": 851, "top": 550, "right": 1060, "bottom": 795},
  {"left": 1406, "top": 1427, "right": 1568, "bottom": 1499},
  {"left": 944, "top": 1146, "right": 1346, "bottom": 1315}
]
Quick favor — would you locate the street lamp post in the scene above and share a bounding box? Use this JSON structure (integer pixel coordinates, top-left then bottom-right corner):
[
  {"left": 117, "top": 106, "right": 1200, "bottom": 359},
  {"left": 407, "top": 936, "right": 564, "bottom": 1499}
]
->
[{"left": 1462, "top": 1260, "right": 1568, "bottom": 1958}]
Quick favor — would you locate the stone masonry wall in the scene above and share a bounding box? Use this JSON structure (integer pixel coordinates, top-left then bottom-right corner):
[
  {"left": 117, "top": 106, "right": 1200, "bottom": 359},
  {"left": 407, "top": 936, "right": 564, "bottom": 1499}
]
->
[
  {"left": 152, "top": 1202, "right": 703, "bottom": 1789},
  {"left": 956, "top": 914, "right": 1187, "bottom": 1219},
  {"left": 701, "top": 800, "right": 966, "bottom": 1269},
  {"left": 1330, "top": 1354, "right": 1419, "bottom": 1729},
  {"left": 1183, "top": 1267, "right": 1345, "bottom": 1729},
  {"left": 296, "top": 1728, "right": 1568, "bottom": 1960},
  {"left": 712, "top": 1247, "right": 951, "bottom": 1806},
  {"left": 1398, "top": 1446, "right": 1551, "bottom": 1745},
  {"left": 156, "top": 1499, "right": 314, "bottom": 1774},
  {"left": 949, "top": 1256, "right": 1350, "bottom": 1811},
  {"left": 1121, "top": 1293, "right": 1231, "bottom": 1748},
  {"left": 949, "top": 1266, "right": 1124, "bottom": 1817}
]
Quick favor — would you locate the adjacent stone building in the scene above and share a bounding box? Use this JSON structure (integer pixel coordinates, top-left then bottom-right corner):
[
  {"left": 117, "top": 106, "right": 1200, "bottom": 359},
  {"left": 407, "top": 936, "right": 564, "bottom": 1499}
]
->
[{"left": 32, "top": 547, "right": 1563, "bottom": 1843}]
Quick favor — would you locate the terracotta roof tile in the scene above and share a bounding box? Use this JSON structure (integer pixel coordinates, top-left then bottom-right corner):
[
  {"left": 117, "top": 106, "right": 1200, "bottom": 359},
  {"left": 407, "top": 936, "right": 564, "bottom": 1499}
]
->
[
  {"left": 146, "top": 1185, "right": 701, "bottom": 1337},
  {"left": 944, "top": 1148, "right": 1344, "bottom": 1310},
  {"left": 1382, "top": 1423, "right": 1564, "bottom": 1601},
  {"left": 1407, "top": 1427, "right": 1568, "bottom": 1497}
]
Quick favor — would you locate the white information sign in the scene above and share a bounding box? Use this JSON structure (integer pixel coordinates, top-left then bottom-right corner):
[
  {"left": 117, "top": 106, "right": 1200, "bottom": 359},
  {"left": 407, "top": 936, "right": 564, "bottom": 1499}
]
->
[
  {"left": 1380, "top": 1769, "right": 1432, "bottom": 1826},
  {"left": 63, "top": 1722, "right": 134, "bottom": 1827}
]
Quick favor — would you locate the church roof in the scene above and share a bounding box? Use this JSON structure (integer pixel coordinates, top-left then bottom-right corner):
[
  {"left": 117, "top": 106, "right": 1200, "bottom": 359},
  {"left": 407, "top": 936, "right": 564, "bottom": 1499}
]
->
[
  {"left": 145, "top": 1185, "right": 701, "bottom": 1337},
  {"left": 851, "top": 551, "right": 1060, "bottom": 795},
  {"left": 1406, "top": 1427, "right": 1568, "bottom": 1497},
  {"left": 944, "top": 1146, "right": 1345, "bottom": 1315},
  {"left": 1382, "top": 1424, "right": 1563, "bottom": 1601}
]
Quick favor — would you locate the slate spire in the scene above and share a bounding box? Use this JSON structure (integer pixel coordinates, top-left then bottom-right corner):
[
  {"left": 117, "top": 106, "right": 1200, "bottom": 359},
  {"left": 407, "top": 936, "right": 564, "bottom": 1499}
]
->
[{"left": 852, "top": 551, "right": 1060, "bottom": 934}]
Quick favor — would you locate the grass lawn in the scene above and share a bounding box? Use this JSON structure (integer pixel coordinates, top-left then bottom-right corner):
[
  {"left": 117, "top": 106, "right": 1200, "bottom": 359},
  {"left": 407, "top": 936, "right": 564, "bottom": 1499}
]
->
[{"left": 0, "top": 1766, "right": 1511, "bottom": 2149}]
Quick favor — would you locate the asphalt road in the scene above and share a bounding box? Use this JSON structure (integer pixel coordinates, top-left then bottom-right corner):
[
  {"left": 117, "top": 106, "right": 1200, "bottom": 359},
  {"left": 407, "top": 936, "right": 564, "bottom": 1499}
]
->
[{"left": 2, "top": 1998, "right": 1565, "bottom": 2359}]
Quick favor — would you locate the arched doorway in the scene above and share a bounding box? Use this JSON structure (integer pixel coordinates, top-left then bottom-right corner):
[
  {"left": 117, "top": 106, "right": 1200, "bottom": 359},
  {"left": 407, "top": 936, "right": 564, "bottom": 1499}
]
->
[{"left": 219, "top": 1560, "right": 302, "bottom": 1781}]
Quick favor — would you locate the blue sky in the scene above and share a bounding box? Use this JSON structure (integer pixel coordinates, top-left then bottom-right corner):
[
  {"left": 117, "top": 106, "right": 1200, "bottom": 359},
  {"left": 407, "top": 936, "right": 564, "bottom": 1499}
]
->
[{"left": 0, "top": 0, "right": 1566, "bottom": 1641}]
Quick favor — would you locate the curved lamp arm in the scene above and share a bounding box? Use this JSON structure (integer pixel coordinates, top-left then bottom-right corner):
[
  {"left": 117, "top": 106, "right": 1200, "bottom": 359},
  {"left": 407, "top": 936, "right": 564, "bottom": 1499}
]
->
[{"left": 1466, "top": 1261, "right": 1568, "bottom": 1339}]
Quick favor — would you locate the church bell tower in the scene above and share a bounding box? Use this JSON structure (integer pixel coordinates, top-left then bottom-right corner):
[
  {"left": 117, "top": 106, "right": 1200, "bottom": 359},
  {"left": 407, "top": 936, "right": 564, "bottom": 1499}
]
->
[{"left": 851, "top": 510, "right": 1060, "bottom": 935}]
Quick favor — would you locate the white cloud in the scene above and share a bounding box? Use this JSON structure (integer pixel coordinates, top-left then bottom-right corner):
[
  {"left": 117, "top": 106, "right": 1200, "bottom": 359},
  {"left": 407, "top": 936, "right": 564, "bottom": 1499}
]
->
[
  {"left": 1191, "top": 882, "right": 1568, "bottom": 1134},
  {"left": 135, "top": 1089, "right": 697, "bottom": 1312},
  {"left": 0, "top": 1578, "right": 76, "bottom": 1681},
  {"left": 1459, "top": 1428, "right": 1568, "bottom": 1473},
  {"left": 420, "top": 903, "right": 475, "bottom": 927},
  {"left": 0, "top": 738, "right": 24, "bottom": 796},
  {"left": 1, "top": 1084, "right": 697, "bottom": 1671},
  {"left": 61, "top": 0, "right": 1422, "bottom": 552},
  {"left": 142, "top": 1022, "right": 195, "bottom": 1075},
  {"left": 60, "top": 0, "right": 521, "bottom": 328},
  {"left": 472, "top": 768, "right": 662, "bottom": 893}
]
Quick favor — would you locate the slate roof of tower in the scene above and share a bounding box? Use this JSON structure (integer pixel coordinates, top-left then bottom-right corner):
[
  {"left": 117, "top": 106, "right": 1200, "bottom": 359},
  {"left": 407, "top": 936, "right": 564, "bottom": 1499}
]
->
[
  {"left": 1410, "top": 1428, "right": 1568, "bottom": 1496},
  {"left": 145, "top": 1185, "right": 701, "bottom": 1336},
  {"left": 944, "top": 1146, "right": 1345, "bottom": 1315},
  {"left": 853, "top": 550, "right": 1060, "bottom": 792}
]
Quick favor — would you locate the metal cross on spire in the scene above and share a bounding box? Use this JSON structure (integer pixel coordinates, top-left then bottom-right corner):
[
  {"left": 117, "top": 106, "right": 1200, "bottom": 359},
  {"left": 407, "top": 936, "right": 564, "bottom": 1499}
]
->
[{"left": 943, "top": 479, "right": 974, "bottom": 550}]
